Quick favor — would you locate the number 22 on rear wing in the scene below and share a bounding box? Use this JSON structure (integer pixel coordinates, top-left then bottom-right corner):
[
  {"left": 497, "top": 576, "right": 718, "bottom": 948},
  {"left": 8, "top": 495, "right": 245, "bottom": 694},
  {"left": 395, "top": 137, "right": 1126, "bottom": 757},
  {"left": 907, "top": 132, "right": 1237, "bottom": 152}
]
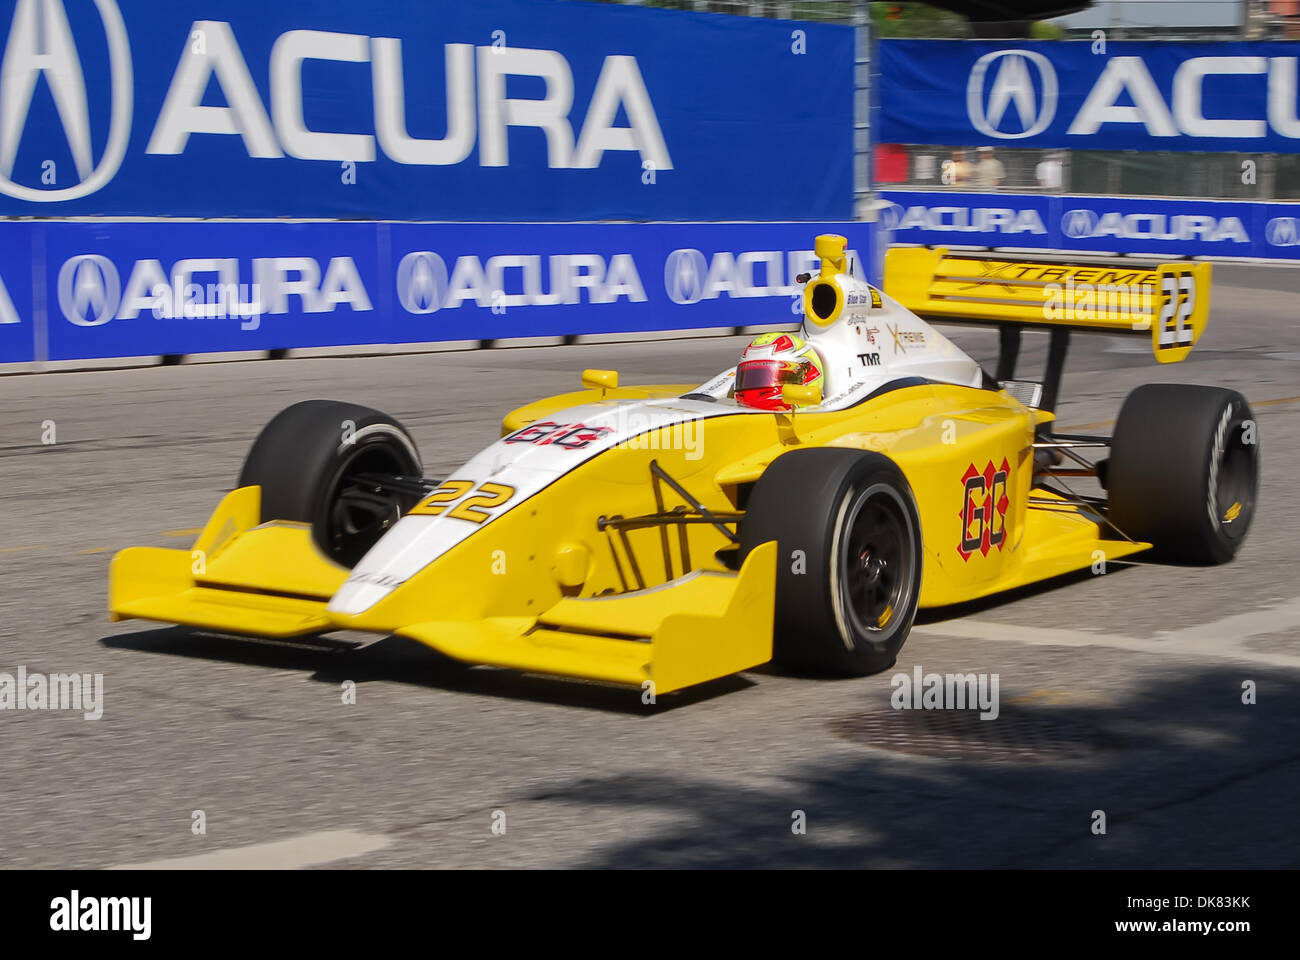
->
[{"left": 1152, "top": 263, "right": 1210, "bottom": 363}]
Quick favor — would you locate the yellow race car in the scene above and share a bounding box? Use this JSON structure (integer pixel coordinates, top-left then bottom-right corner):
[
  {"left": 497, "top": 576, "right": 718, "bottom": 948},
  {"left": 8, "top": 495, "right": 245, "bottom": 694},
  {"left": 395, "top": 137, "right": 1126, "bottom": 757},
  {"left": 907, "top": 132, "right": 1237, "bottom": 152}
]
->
[{"left": 109, "top": 236, "right": 1259, "bottom": 693}]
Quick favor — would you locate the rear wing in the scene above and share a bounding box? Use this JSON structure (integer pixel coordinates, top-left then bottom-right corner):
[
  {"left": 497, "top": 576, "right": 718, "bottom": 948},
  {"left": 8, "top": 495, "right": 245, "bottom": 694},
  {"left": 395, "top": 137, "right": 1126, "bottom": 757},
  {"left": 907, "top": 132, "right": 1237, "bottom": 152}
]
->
[{"left": 883, "top": 246, "right": 1211, "bottom": 364}]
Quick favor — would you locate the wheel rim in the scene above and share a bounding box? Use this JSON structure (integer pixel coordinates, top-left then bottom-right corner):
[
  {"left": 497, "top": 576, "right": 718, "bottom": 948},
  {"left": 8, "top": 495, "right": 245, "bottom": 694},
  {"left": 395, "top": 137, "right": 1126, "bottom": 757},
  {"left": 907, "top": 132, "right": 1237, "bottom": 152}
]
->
[
  {"left": 1212, "top": 419, "right": 1258, "bottom": 542},
  {"left": 838, "top": 484, "right": 915, "bottom": 638},
  {"left": 322, "top": 442, "right": 417, "bottom": 567}
]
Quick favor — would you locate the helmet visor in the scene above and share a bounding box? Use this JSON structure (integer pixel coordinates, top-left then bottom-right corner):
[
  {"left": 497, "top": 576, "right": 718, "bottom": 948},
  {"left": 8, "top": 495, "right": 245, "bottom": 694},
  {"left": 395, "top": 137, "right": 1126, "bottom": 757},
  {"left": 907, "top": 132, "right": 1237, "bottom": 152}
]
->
[{"left": 735, "top": 359, "right": 811, "bottom": 393}]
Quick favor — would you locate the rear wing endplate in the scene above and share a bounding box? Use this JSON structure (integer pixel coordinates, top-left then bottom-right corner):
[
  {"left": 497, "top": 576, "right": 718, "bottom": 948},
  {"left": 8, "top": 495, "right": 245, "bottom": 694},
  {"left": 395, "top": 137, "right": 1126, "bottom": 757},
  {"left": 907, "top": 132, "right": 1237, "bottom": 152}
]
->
[{"left": 883, "top": 246, "right": 1211, "bottom": 364}]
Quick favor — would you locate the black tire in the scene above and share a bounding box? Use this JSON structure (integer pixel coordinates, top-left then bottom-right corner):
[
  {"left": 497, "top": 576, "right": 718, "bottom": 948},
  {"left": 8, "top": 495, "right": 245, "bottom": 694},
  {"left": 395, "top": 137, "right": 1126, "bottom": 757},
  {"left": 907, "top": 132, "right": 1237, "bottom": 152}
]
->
[
  {"left": 238, "top": 400, "right": 422, "bottom": 567},
  {"left": 739, "top": 449, "right": 923, "bottom": 675},
  {"left": 1107, "top": 384, "right": 1258, "bottom": 564}
]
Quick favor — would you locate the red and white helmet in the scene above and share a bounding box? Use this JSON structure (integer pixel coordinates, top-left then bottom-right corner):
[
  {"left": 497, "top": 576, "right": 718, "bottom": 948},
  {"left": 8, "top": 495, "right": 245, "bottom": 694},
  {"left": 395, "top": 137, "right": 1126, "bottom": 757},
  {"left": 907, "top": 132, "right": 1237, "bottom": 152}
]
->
[{"left": 735, "top": 332, "right": 824, "bottom": 411}]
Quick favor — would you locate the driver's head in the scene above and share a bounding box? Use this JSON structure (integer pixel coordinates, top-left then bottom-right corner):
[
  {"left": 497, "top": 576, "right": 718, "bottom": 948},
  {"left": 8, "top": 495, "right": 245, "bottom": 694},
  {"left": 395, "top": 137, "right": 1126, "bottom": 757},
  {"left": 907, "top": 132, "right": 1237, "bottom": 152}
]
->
[{"left": 734, "top": 333, "right": 824, "bottom": 411}]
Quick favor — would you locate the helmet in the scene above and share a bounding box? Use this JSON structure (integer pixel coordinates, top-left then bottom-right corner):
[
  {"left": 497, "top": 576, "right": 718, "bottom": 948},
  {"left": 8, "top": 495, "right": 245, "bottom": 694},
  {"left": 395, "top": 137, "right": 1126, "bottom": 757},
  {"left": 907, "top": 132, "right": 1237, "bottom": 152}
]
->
[{"left": 734, "top": 333, "right": 824, "bottom": 411}]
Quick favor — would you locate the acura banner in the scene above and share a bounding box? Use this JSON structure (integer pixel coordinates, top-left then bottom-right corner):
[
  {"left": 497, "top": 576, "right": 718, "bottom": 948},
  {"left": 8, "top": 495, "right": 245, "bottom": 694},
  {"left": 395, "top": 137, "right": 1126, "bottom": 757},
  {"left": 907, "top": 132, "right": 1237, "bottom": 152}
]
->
[
  {"left": 880, "top": 39, "right": 1300, "bottom": 153},
  {"left": 0, "top": 0, "right": 852, "bottom": 220},
  {"left": 0, "top": 220, "right": 874, "bottom": 364},
  {"left": 881, "top": 190, "right": 1300, "bottom": 260}
]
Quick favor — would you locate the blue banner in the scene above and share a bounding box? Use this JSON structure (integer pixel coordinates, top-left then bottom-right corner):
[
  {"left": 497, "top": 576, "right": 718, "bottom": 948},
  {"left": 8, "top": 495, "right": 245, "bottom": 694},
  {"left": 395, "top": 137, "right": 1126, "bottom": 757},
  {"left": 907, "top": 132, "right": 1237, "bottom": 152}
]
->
[
  {"left": 0, "top": 250, "right": 34, "bottom": 363},
  {"left": 880, "top": 190, "right": 1300, "bottom": 260},
  {"left": 0, "top": 0, "right": 852, "bottom": 220},
  {"left": 0, "top": 220, "right": 874, "bottom": 363},
  {"left": 880, "top": 40, "right": 1300, "bottom": 153}
]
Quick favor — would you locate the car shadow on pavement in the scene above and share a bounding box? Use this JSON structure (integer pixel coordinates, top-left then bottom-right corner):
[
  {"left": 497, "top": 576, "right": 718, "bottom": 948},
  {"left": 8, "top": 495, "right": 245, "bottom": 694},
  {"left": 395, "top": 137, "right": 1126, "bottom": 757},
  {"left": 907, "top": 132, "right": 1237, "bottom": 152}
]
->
[
  {"left": 99, "top": 625, "right": 752, "bottom": 715},
  {"left": 915, "top": 560, "right": 1144, "bottom": 624},
  {"left": 531, "top": 661, "right": 1300, "bottom": 868}
]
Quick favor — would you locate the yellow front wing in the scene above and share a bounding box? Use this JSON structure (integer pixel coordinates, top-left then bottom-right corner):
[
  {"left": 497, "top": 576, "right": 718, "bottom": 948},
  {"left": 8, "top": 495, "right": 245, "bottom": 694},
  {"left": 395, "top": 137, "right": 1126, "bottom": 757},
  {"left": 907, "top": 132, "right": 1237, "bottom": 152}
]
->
[{"left": 109, "top": 487, "right": 776, "bottom": 694}]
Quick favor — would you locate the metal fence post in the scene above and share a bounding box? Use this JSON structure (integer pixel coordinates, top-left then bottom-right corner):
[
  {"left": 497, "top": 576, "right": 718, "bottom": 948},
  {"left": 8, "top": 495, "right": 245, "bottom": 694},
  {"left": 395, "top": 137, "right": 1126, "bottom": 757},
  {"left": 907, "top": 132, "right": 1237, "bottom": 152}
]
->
[{"left": 853, "top": 0, "right": 872, "bottom": 221}]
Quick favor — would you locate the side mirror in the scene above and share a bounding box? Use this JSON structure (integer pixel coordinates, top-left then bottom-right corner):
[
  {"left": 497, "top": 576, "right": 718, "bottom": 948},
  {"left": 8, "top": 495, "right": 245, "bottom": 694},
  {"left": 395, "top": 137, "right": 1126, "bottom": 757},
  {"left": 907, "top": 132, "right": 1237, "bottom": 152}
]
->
[
  {"left": 781, "top": 382, "right": 822, "bottom": 409},
  {"left": 581, "top": 369, "right": 619, "bottom": 391}
]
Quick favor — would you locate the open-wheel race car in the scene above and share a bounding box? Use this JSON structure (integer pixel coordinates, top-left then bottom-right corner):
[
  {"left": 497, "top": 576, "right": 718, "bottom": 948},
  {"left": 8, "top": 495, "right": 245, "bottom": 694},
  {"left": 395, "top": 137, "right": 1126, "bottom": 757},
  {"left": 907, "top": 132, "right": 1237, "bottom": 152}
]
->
[{"left": 109, "top": 235, "right": 1259, "bottom": 693}]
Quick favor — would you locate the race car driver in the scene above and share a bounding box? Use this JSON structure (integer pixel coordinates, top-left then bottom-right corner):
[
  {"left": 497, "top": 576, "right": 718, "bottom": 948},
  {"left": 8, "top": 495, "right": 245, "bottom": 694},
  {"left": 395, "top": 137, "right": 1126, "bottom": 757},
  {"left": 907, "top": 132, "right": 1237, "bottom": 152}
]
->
[{"left": 734, "top": 332, "right": 825, "bottom": 411}]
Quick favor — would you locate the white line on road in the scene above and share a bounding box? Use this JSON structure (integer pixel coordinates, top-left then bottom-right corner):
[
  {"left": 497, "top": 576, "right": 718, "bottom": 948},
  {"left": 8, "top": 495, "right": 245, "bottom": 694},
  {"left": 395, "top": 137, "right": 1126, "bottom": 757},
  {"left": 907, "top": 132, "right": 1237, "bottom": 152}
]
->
[
  {"left": 106, "top": 830, "right": 392, "bottom": 870},
  {"left": 914, "top": 596, "right": 1300, "bottom": 670},
  {"left": 1157, "top": 594, "right": 1300, "bottom": 647}
]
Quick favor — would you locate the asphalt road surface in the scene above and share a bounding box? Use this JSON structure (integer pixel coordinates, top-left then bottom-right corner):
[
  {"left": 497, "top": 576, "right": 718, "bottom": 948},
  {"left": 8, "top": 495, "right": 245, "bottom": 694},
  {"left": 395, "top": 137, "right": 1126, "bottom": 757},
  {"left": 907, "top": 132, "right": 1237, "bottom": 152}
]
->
[{"left": 2, "top": 262, "right": 1298, "bottom": 869}]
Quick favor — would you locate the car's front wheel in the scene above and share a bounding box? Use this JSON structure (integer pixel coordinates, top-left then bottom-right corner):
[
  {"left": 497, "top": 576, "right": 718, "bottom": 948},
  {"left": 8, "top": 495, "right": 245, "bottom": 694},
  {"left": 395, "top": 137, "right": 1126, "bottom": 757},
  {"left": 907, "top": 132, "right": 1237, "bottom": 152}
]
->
[
  {"left": 238, "top": 399, "right": 423, "bottom": 567},
  {"left": 738, "top": 448, "right": 923, "bottom": 675}
]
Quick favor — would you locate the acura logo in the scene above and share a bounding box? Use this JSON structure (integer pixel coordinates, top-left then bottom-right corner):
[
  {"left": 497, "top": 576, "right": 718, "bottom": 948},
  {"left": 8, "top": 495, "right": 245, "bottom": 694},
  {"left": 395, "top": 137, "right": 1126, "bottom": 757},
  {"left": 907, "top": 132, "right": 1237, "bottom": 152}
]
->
[
  {"left": 396, "top": 251, "right": 448, "bottom": 314},
  {"left": 967, "top": 49, "right": 1057, "bottom": 140},
  {"left": 1061, "top": 208, "right": 1099, "bottom": 239},
  {"left": 1265, "top": 217, "right": 1300, "bottom": 247},
  {"left": 0, "top": 0, "right": 133, "bottom": 201},
  {"left": 663, "top": 247, "right": 706, "bottom": 305},
  {"left": 0, "top": 274, "right": 20, "bottom": 324},
  {"left": 57, "top": 254, "right": 119, "bottom": 326}
]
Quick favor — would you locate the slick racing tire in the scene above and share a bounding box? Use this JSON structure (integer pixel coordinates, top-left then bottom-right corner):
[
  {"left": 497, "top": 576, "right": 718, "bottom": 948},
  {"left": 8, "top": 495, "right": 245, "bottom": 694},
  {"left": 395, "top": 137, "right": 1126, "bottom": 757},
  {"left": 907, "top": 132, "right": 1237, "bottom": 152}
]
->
[
  {"left": 739, "top": 449, "right": 923, "bottom": 676},
  {"left": 1107, "top": 384, "right": 1258, "bottom": 565},
  {"left": 238, "top": 400, "right": 423, "bottom": 568}
]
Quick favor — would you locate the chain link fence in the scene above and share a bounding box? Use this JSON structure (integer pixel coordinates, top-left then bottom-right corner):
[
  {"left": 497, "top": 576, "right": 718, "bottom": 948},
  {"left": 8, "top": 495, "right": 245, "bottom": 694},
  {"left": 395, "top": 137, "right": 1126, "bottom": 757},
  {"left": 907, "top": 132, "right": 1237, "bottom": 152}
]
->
[
  {"left": 876, "top": 144, "right": 1300, "bottom": 200},
  {"left": 588, "top": 0, "right": 859, "bottom": 20}
]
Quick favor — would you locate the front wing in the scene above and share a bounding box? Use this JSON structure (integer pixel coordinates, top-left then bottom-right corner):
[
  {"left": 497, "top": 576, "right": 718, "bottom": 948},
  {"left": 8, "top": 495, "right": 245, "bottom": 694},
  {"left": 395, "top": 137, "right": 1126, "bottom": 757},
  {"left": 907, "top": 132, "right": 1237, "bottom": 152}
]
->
[{"left": 109, "top": 487, "right": 776, "bottom": 694}]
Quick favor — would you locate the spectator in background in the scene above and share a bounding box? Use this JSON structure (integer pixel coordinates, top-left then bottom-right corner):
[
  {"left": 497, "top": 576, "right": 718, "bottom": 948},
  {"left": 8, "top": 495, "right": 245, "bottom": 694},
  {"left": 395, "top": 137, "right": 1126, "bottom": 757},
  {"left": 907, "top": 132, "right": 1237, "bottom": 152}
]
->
[
  {"left": 873, "top": 143, "right": 910, "bottom": 184},
  {"left": 1036, "top": 151, "right": 1064, "bottom": 191},
  {"left": 944, "top": 149, "right": 971, "bottom": 187},
  {"left": 973, "top": 146, "right": 1004, "bottom": 189}
]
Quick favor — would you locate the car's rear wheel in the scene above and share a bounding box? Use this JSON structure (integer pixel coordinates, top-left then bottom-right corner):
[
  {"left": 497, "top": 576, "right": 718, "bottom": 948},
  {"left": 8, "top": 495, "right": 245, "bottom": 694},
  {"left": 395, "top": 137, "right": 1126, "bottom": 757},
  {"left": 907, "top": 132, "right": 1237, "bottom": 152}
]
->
[
  {"left": 738, "top": 449, "right": 923, "bottom": 675},
  {"left": 238, "top": 400, "right": 423, "bottom": 567},
  {"left": 1106, "top": 383, "right": 1258, "bottom": 564}
]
